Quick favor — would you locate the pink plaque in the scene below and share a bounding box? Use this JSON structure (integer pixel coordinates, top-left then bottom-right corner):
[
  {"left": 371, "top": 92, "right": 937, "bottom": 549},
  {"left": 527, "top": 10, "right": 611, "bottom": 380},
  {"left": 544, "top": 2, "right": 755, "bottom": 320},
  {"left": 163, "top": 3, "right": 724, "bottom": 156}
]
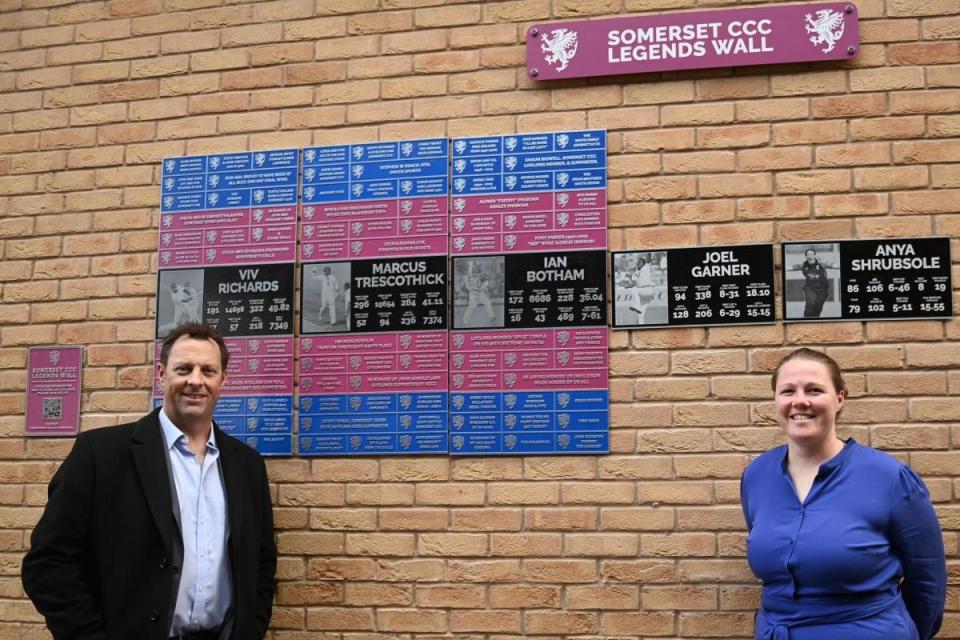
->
[
  {"left": 26, "top": 346, "right": 83, "bottom": 436},
  {"left": 527, "top": 3, "right": 858, "bottom": 81}
]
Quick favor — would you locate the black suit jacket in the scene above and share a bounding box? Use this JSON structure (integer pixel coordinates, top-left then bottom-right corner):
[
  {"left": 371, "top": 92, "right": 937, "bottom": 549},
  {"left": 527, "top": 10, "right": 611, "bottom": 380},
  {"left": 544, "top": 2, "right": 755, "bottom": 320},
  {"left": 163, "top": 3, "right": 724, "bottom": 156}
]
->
[{"left": 22, "top": 409, "right": 277, "bottom": 640}]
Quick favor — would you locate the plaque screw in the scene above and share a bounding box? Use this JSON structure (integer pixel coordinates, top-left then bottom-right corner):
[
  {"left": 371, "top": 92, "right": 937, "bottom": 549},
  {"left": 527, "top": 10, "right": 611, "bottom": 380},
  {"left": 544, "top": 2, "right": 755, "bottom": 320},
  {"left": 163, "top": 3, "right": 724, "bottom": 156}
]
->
[
  {"left": 531, "top": 68, "right": 539, "bottom": 77},
  {"left": 845, "top": 4, "right": 853, "bottom": 13},
  {"left": 530, "top": 27, "right": 539, "bottom": 37},
  {"left": 847, "top": 46, "right": 855, "bottom": 55}
]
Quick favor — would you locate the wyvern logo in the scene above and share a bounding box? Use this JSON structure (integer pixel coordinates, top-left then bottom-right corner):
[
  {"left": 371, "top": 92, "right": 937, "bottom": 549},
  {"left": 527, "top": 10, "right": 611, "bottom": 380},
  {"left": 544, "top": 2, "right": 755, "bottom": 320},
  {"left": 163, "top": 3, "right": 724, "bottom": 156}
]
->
[
  {"left": 805, "top": 9, "right": 845, "bottom": 54},
  {"left": 540, "top": 28, "right": 579, "bottom": 72}
]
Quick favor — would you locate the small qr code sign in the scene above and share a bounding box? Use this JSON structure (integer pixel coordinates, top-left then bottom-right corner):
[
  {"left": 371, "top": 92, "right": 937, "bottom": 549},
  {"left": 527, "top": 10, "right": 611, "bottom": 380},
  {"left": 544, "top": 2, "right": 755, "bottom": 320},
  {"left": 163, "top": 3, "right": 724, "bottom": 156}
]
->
[
  {"left": 26, "top": 345, "right": 82, "bottom": 436},
  {"left": 42, "top": 398, "right": 63, "bottom": 420}
]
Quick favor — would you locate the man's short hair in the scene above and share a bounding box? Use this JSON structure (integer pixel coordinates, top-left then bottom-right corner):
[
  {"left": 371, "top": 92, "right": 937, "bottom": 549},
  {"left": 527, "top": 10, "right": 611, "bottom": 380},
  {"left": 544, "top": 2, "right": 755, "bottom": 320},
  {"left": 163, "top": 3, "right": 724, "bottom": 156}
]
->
[{"left": 159, "top": 322, "right": 229, "bottom": 370}]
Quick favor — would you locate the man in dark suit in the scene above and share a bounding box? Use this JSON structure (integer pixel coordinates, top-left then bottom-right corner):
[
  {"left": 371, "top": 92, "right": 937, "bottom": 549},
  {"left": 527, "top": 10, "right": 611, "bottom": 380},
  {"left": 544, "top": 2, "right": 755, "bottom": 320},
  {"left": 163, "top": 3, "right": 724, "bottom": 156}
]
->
[{"left": 22, "top": 323, "right": 277, "bottom": 640}]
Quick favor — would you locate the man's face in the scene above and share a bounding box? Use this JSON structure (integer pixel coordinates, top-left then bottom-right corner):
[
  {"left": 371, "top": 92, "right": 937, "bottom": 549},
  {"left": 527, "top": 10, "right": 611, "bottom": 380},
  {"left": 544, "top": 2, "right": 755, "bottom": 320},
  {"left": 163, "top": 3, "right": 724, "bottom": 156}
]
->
[{"left": 157, "top": 337, "right": 226, "bottom": 429}]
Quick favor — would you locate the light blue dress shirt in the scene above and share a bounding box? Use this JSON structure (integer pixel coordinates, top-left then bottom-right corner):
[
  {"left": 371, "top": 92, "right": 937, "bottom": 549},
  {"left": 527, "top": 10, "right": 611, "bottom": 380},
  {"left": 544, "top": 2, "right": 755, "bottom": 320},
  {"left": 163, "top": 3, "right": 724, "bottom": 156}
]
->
[{"left": 160, "top": 410, "right": 232, "bottom": 634}]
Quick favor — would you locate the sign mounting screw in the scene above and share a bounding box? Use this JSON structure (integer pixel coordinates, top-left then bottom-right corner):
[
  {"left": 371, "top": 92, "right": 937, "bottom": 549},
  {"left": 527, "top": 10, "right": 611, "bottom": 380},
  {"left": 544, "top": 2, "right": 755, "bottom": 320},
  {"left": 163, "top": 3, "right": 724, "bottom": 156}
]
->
[{"left": 530, "top": 27, "right": 539, "bottom": 37}]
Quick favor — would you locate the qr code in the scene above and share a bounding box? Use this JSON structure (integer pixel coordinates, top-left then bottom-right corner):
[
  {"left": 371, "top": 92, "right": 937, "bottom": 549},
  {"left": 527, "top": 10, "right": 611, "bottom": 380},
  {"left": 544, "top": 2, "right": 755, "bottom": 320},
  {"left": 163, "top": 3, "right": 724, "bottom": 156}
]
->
[{"left": 42, "top": 398, "right": 62, "bottom": 420}]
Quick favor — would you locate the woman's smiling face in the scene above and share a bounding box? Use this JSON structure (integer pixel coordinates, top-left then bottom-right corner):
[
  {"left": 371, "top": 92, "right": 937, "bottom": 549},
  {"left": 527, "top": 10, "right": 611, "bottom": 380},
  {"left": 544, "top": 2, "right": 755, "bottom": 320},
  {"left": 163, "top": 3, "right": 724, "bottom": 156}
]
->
[{"left": 774, "top": 358, "right": 845, "bottom": 448}]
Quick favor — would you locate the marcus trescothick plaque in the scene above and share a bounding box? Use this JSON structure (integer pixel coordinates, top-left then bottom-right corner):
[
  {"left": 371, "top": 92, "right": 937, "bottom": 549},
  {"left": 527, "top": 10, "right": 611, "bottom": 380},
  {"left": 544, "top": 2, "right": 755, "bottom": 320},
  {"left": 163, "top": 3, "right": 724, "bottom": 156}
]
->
[{"left": 299, "top": 139, "right": 450, "bottom": 456}]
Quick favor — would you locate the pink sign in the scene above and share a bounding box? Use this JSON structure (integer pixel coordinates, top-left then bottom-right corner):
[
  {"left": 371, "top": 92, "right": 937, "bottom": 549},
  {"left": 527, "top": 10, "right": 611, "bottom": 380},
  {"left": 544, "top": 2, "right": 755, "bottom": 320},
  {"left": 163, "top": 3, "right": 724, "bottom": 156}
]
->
[
  {"left": 299, "top": 332, "right": 447, "bottom": 395},
  {"left": 26, "top": 346, "right": 83, "bottom": 436},
  {"left": 527, "top": 3, "right": 858, "bottom": 81}
]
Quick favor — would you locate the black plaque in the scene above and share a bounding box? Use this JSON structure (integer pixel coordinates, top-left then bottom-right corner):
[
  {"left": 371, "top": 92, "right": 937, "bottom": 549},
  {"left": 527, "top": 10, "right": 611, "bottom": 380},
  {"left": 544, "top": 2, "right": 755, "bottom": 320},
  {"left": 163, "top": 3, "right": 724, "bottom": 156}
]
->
[
  {"left": 612, "top": 244, "right": 776, "bottom": 328},
  {"left": 301, "top": 256, "right": 448, "bottom": 334},
  {"left": 200, "top": 263, "right": 294, "bottom": 336},
  {"left": 452, "top": 250, "right": 607, "bottom": 330},
  {"left": 782, "top": 238, "right": 953, "bottom": 322}
]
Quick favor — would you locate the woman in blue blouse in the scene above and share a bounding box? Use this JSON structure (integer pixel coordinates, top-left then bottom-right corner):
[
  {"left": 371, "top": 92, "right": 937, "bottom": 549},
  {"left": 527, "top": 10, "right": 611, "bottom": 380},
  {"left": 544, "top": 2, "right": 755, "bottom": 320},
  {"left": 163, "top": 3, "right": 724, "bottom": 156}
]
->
[{"left": 741, "top": 348, "right": 946, "bottom": 640}]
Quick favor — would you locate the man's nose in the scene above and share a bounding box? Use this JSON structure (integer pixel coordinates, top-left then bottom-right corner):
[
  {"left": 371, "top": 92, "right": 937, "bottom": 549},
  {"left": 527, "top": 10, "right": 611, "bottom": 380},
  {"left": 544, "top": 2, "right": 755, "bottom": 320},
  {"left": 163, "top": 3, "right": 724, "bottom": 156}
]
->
[{"left": 186, "top": 367, "right": 202, "bottom": 384}]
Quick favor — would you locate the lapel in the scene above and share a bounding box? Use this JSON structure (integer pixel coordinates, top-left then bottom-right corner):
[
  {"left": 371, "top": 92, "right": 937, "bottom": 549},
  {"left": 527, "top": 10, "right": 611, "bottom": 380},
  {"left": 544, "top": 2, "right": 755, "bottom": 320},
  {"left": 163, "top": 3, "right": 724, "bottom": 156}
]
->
[
  {"left": 215, "top": 426, "right": 244, "bottom": 551},
  {"left": 130, "top": 408, "right": 175, "bottom": 556}
]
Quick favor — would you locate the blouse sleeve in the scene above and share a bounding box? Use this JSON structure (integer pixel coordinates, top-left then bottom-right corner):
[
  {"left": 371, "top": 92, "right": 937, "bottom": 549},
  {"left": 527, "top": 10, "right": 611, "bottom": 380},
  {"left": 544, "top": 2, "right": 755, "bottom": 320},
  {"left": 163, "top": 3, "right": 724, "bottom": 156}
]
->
[
  {"left": 740, "top": 470, "right": 753, "bottom": 534},
  {"left": 888, "top": 466, "right": 946, "bottom": 640}
]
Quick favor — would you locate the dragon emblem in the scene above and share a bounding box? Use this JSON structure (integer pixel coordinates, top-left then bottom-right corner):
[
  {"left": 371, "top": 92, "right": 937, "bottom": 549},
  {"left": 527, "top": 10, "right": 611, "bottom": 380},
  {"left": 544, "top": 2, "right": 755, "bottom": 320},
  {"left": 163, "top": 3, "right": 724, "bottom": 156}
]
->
[
  {"left": 540, "top": 28, "right": 579, "bottom": 72},
  {"left": 805, "top": 9, "right": 845, "bottom": 54}
]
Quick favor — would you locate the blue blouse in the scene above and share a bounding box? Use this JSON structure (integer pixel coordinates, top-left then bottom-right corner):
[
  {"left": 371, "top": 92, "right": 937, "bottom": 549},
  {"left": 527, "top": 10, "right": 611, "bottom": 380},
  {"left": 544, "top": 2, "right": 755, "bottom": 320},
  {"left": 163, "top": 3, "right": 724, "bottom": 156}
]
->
[{"left": 741, "top": 439, "right": 946, "bottom": 640}]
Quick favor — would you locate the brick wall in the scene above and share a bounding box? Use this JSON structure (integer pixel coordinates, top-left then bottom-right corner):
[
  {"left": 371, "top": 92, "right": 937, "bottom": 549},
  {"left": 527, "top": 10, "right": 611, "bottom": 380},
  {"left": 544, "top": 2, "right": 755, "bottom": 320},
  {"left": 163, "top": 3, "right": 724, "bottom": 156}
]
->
[{"left": 1, "top": 0, "right": 958, "bottom": 637}]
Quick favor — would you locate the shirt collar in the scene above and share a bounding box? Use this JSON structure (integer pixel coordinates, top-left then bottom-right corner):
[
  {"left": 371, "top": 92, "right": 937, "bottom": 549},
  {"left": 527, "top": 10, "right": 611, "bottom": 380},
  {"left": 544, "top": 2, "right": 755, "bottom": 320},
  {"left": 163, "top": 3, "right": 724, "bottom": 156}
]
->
[
  {"left": 159, "top": 408, "right": 218, "bottom": 453},
  {"left": 780, "top": 437, "right": 856, "bottom": 477}
]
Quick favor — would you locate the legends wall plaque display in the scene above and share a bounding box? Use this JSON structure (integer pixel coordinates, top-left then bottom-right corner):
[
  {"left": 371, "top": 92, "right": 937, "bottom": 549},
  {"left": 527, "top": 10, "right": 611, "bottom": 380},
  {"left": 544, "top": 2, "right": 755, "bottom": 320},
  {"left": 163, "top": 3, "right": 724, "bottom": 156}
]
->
[
  {"left": 612, "top": 244, "right": 776, "bottom": 329},
  {"left": 527, "top": 3, "right": 859, "bottom": 81},
  {"left": 157, "top": 150, "right": 298, "bottom": 456},
  {"left": 298, "top": 139, "right": 450, "bottom": 456},
  {"left": 449, "top": 131, "right": 609, "bottom": 455},
  {"left": 782, "top": 238, "right": 953, "bottom": 322}
]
